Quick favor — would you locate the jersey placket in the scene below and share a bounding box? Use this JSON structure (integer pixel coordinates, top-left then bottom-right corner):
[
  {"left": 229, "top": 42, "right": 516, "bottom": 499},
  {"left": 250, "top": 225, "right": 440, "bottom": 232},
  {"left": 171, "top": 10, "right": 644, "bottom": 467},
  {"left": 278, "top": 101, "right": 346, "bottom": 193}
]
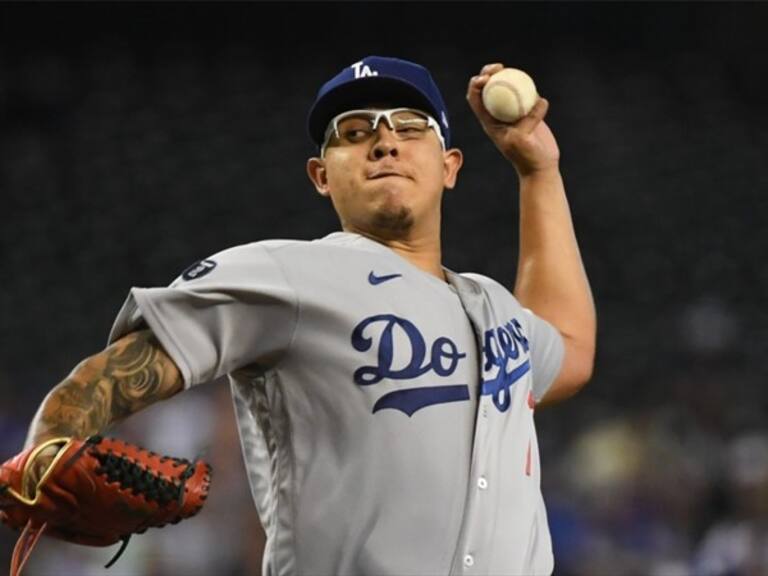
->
[{"left": 447, "top": 277, "right": 498, "bottom": 574}]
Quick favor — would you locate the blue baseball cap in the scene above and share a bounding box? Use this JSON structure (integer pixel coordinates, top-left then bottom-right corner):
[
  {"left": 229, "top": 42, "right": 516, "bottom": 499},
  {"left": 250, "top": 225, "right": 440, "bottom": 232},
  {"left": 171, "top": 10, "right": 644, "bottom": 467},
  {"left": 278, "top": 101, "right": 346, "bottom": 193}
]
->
[{"left": 307, "top": 56, "right": 451, "bottom": 151}]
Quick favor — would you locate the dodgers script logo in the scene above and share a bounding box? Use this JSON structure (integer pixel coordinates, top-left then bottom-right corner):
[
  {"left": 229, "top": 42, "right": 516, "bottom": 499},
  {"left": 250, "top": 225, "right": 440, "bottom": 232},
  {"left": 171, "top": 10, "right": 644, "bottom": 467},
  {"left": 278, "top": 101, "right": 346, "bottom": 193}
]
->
[
  {"left": 480, "top": 319, "right": 531, "bottom": 412},
  {"left": 351, "top": 314, "right": 532, "bottom": 416},
  {"left": 351, "top": 314, "right": 468, "bottom": 416}
]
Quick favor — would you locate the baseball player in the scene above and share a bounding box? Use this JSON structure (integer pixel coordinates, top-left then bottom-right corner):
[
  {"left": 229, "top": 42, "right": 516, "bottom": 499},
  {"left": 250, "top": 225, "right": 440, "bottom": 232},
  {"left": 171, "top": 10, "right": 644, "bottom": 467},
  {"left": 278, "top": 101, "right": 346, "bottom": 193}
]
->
[{"left": 3, "top": 56, "right": 596, "bottom": 575}]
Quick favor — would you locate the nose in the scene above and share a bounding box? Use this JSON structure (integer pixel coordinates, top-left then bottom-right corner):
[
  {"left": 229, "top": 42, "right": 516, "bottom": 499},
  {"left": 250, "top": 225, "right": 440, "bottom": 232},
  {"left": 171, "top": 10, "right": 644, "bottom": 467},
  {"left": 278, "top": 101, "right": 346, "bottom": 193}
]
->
[{"left": 370, "top": 124, "right": 399, "bottom": 160}]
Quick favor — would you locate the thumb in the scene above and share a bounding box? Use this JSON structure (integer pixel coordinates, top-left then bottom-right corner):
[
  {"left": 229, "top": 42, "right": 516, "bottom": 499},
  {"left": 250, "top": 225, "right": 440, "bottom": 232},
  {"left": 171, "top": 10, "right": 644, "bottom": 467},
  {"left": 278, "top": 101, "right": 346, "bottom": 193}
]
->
[{"left": 514, "top": 98, "right": 549, "bottom": 134}]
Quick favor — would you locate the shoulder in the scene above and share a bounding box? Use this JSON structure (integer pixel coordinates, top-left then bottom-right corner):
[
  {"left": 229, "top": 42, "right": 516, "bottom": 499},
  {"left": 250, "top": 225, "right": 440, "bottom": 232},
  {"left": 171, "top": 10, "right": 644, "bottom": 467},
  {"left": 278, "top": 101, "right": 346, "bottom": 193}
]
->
[
  {"left": 211, "top": 233, "right": 378, "bottom": 261},
  {"left": 181, "top": 233, "right": 386, "bottom": 282},
  {"left": 168, "top": 240, "right": 306, "bottom": 287},
  {"left": 455, "top": 272, "right": 516, "bottom": 300},
  {"left": 453, "top": 271, "right": 541, "bottom": 326},
  {"left": 221, "top": 233, "right": 393, "bottom": 272}
]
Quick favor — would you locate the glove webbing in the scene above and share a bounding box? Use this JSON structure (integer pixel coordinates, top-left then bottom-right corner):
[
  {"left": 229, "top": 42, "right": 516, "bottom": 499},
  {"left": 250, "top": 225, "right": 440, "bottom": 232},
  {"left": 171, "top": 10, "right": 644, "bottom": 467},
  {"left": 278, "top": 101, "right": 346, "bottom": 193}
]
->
[
  {"left": 92, "top": 451, "right": 189, "bottom": 507},
  {"left": 86, "top": 436, "right": 201, "bottom": 568}
]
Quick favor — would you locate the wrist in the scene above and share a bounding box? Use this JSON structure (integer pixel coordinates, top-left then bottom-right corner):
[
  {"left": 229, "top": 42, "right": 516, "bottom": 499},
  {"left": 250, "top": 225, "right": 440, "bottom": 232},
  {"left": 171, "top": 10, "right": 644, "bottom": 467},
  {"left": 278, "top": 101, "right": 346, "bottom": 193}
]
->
[{"left": 518, "top": 165, "right": 561, "bottom": 185}]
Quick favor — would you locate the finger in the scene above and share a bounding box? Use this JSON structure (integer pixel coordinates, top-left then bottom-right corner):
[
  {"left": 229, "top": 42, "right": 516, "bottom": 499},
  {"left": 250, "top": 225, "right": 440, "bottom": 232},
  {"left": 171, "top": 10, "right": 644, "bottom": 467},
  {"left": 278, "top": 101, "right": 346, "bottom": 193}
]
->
[
  {"left": 466, "top": 63, "right": 505, "bottom": 98},
  {"left": 467, "top": 73, "right": 493, "bottom": 100},
  {"left": 466, "top": 75, "right": 503, "bottom": 127},
  {"left": 480, "top": 62, "right": 505, "bottom": 76},
  {"left": 514, "top": 98, "right": 549, "bottom": 134}
]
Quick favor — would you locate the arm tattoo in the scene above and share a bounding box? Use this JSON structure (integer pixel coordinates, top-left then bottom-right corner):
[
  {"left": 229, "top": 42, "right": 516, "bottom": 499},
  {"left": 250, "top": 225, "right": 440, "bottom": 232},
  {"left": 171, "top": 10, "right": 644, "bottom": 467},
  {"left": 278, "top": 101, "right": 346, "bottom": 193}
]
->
[
  {"left": 105, "top": 331, "right": 172, "bottom": 419},
  {"left": 27, "top": 331, "right": 182, "bottom": 446},
  {"left": 32, "top": 376, "right": 112, "bottom": 442}
]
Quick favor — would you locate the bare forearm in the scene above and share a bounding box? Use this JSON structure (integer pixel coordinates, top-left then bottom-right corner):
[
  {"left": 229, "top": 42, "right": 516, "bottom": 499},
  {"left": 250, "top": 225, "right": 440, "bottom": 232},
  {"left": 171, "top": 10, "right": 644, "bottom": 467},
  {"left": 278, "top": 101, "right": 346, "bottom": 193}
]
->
[
  {"left": 26, "top": 368, "right": 110, "bottom": 448},
  {"left": 25, "top": 330, "right": 183, "bottom": 448},
  {"left": 514, "top": 168, "right": 596, "bottom": 347}
]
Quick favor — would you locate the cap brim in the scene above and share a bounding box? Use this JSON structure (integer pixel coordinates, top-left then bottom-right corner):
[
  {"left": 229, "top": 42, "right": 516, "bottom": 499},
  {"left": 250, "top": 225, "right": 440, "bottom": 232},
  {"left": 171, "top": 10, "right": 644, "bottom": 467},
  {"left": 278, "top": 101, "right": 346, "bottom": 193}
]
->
[{"left": 308, "top": 76, "right": 439, "bottom": 148}]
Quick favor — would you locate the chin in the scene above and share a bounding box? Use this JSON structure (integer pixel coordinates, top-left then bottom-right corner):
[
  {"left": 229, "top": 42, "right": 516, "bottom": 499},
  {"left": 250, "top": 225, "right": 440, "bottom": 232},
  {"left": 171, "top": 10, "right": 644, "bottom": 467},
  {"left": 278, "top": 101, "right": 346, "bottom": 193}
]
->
[{"left": 371, "top": 205, "right": 414, "bottom": 234}]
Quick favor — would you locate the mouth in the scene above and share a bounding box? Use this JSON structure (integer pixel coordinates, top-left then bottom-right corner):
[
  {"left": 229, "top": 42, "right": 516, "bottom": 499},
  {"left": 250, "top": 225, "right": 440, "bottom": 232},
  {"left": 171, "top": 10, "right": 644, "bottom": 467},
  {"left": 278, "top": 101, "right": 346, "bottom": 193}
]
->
[{"left": 368, "top": 170, "right": 410, "bottom": 180}]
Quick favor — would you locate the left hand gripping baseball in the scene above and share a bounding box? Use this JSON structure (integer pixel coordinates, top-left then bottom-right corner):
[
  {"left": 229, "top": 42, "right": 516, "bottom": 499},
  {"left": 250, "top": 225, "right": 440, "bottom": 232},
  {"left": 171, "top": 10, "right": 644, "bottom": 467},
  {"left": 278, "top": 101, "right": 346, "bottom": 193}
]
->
[{"left": 467, "top": 63, "right": 560, "bottom": 177}]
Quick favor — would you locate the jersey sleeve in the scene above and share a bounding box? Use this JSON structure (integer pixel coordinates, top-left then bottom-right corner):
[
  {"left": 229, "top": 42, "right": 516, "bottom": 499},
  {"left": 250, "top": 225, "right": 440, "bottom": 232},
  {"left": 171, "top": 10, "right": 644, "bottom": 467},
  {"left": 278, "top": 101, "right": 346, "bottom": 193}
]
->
[
  {"left": 522, "top": 308, "right": 565, "bottom": 402},
  {"left": 107, "top": 243, "right": 298, "bottom": 388}
]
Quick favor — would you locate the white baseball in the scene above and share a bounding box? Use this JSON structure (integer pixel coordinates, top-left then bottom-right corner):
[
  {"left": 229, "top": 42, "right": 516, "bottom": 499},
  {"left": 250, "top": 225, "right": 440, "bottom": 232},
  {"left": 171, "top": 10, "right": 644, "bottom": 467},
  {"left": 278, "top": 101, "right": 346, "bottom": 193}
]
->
[{"left": 481, "top": 68, "right": 539, "bottom": 123}]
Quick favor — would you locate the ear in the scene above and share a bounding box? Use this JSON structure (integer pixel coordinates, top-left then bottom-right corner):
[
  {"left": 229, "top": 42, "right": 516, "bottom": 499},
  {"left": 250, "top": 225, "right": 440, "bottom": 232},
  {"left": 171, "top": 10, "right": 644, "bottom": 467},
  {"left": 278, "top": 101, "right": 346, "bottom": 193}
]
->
[
  {"left": 442, "top": 148, "right": 464, "bottom": 190},
  {"left": 306, "top": 157, "right": 330, "bottom": 197}
]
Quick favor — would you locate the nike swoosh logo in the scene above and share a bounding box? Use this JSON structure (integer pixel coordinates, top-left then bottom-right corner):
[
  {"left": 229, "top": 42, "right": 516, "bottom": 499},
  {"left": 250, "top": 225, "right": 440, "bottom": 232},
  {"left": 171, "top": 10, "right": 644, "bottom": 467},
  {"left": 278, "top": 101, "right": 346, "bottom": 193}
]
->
[{"left": 368, "top": 271, "right": 402, "bottom": 285}]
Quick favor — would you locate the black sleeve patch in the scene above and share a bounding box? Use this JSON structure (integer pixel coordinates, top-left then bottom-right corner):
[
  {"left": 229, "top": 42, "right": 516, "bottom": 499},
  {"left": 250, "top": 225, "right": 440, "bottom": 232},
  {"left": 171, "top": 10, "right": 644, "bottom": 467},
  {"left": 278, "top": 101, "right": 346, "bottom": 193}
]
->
[{"left": 181, "top": 259, "right": 217, "bottom": 281}]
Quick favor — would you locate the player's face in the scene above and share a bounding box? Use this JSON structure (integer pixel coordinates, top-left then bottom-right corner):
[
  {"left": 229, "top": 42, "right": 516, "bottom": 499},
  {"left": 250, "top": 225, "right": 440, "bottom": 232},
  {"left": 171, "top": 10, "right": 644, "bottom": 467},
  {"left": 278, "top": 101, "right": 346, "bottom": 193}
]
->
[{"left": 307, "top": 108, "right": 463, "bottom": 238}]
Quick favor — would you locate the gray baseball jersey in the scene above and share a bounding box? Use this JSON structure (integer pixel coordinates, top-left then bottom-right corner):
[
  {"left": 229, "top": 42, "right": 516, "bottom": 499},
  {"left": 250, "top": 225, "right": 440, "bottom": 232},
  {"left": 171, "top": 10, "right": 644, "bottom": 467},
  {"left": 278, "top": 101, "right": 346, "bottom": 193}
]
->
[{"left": 108, "top": 231, "right": 564, "bottom": 576}]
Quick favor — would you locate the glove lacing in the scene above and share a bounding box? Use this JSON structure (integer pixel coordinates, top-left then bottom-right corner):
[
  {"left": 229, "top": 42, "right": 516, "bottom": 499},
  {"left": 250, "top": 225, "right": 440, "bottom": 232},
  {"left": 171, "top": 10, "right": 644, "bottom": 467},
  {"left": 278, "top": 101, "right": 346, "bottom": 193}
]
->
[{"left": 87, "top": 435, "right": 200, "bottom": 569}]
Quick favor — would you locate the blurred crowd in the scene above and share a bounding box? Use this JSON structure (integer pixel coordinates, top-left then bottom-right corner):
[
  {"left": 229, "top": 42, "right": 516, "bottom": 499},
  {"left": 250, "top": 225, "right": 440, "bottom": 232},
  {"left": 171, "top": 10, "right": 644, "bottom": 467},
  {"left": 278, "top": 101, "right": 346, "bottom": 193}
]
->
[
  {"left": 540, "top": 300, "right": 768, "bottom": 576},
  {"left": 546, "top": 398, "right": 768, "bottom": 576}
]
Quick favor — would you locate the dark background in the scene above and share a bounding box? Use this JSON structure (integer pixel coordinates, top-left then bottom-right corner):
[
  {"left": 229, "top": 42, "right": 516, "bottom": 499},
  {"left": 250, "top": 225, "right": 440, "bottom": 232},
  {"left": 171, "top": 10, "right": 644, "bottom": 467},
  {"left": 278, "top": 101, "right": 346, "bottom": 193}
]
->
[{"left": 1, "top": 2, "right": 767, "bottom": 575}]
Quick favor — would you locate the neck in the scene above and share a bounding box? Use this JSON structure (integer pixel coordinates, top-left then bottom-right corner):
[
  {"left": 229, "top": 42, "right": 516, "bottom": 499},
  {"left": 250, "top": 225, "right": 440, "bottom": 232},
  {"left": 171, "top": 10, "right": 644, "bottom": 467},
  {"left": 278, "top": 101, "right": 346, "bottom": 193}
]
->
[{"left": 345, "top": 223, "right": 445, "bottom": 281}]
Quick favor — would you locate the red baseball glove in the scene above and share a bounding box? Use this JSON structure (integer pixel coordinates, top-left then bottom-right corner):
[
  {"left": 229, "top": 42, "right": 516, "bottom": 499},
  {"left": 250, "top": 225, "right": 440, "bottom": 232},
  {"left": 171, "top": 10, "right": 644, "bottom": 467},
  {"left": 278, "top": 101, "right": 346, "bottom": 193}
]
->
[{"left": 0, "top": 435, "right": 212, "bottom": 576}]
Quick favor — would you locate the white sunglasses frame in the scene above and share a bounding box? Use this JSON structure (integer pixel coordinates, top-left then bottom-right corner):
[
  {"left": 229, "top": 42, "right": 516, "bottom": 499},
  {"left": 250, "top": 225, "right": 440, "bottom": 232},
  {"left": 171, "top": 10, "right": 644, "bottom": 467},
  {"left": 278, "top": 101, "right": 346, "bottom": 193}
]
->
[{"left": 321, "top": 107, "right": 446, "bottom": 158}]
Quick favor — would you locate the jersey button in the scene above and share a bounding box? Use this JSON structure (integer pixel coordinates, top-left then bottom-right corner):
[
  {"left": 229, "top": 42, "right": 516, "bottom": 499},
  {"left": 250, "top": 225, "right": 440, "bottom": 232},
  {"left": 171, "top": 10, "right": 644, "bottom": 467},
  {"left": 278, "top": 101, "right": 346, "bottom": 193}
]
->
[
  {"left": 463, "top": 554, "right": 475, "bottom": 567},
  {"left": 477, "top": 476, "right": 488, "bottom": 490}
]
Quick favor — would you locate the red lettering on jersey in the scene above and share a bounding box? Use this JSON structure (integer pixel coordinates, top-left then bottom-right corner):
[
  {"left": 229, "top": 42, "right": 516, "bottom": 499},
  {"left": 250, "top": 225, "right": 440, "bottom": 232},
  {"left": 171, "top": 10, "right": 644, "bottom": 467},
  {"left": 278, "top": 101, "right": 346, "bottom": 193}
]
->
[{"left": 525, "top": 439, "right": 532, "bottom": 476}]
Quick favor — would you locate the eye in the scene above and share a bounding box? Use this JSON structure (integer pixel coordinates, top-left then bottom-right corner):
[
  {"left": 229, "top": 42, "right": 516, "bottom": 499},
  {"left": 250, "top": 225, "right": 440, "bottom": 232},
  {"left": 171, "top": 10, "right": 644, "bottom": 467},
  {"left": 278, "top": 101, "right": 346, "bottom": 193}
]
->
[
  {"left": 341, "top": 128, "right": 373, "bottom": 142},
  {"left": 337, "top": 117, "right": 374, "bottom": 142},
  {"left": 393, "top": 117, "right": 429, "bottom": 135}
]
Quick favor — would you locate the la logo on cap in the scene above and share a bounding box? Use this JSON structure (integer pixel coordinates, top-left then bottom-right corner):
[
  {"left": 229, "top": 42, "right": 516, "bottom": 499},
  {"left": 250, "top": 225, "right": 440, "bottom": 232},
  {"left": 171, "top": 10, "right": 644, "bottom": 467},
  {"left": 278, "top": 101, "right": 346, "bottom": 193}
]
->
[{"left": 351, "top": 60, "right": 379, "bottom": 79}]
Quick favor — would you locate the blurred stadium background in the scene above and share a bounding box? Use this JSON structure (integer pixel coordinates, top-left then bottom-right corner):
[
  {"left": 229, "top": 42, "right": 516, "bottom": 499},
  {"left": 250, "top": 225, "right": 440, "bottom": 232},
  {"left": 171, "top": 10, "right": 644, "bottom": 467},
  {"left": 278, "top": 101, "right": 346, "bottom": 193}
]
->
[{"left": 1, "top": 3, "right": 766, "bottom": 575}]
